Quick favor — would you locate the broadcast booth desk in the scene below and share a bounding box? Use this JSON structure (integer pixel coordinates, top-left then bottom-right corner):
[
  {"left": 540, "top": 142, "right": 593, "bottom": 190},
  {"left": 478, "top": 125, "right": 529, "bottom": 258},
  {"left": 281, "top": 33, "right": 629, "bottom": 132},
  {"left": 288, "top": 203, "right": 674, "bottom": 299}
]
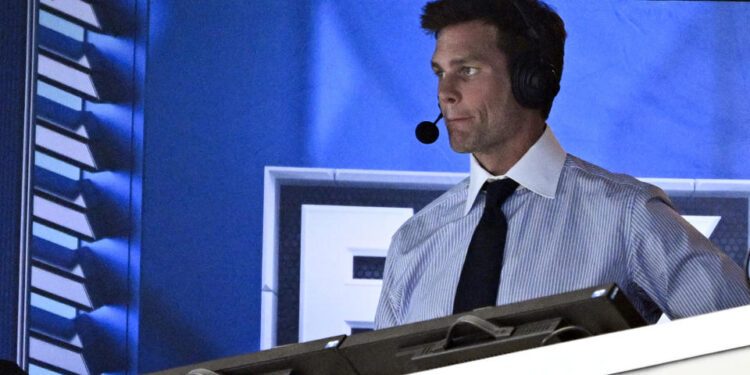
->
[{"left": 151, "top": 284, "right": 750, "bottom": 375}]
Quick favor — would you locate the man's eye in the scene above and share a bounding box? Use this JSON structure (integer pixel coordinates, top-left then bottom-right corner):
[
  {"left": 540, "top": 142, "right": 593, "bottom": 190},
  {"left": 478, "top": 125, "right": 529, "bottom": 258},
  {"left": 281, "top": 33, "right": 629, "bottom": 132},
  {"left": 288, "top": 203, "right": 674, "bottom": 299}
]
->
[
  {"left": 434, "top": 70, "right": 445, "bottom": 78},
  {"left": 461, "top": 67, "right": 478, "bottom": 76}
]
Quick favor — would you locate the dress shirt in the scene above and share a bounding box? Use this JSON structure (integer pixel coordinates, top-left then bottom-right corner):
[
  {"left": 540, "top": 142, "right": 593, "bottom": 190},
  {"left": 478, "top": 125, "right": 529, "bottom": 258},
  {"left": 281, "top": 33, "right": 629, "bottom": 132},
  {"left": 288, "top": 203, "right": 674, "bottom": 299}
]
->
[
  {"left": 464, "top": 124, "right": 566, "bottom": 216},
  {"left": 374, "top": 126, "right": 750, "bottom": 329}
]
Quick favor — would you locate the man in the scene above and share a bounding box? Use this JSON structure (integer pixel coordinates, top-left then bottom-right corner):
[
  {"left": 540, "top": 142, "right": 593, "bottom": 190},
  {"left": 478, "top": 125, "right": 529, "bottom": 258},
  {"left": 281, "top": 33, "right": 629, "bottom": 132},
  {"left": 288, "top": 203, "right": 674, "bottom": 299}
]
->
[{"left": 374, "top": 0, "right": 750, "bottom": 329}]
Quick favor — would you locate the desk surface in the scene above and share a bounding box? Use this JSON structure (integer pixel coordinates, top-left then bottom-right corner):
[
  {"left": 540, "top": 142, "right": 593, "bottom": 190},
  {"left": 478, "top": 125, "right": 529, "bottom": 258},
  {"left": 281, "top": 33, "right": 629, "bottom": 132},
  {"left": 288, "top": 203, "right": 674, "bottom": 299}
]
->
[{"left": 417, "top": 304, "right": 750, "bottom": 375}]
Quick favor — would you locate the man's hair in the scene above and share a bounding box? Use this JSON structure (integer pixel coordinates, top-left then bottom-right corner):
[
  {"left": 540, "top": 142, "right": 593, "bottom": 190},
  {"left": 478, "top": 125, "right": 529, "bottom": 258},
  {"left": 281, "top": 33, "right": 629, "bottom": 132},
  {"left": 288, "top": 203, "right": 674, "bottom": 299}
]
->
[{"left": 421, "top": 0, "right": 566, "bottom": 118}]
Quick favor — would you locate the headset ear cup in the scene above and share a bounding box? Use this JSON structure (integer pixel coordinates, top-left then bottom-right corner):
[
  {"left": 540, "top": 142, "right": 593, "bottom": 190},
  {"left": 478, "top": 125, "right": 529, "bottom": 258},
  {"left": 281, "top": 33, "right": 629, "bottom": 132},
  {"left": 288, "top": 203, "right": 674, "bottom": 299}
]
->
[{"left": 511, "top": 52, "right": 560, "bottom": 109}]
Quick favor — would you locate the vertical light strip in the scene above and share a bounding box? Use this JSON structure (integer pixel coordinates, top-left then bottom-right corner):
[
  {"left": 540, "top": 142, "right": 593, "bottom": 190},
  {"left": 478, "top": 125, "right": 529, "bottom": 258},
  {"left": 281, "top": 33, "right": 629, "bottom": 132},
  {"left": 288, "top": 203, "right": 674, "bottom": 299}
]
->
[
  {"left": 19, "top": 0, "right": 41, "bottom": 368},
  {"left": 30, "top": 2, "right": 91, "bottom": 373},
  {"left": 28, "top": 1, "right": 134, "bottom": 373}
]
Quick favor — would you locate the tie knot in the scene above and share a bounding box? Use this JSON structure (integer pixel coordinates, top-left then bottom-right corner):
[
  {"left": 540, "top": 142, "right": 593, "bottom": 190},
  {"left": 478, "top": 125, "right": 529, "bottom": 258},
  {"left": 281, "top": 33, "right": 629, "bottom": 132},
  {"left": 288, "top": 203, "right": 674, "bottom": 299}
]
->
[{"left": 485, "top": 178, "right": 518, "bottom": 207}]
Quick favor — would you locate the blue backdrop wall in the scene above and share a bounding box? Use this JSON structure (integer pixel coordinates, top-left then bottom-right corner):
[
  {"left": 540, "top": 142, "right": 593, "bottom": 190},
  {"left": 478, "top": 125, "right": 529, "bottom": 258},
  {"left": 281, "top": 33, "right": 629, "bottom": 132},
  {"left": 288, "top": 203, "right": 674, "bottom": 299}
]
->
[
  {"left": 137, "top": 0, "right": 749, "bottom": 372},
  {"left": 307, "top": 0, "right": 750, "bottom": 177},
  {"left": 138, "top": 0, "right": 310, "bottom": 372}
]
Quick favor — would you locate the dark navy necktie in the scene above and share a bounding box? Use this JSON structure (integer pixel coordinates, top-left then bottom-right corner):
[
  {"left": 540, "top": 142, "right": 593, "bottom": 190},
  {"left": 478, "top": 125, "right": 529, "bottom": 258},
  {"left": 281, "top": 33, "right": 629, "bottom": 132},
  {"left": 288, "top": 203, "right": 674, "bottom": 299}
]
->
[{"left": 453, "top": 178, "right": 519, "bottom": 314}]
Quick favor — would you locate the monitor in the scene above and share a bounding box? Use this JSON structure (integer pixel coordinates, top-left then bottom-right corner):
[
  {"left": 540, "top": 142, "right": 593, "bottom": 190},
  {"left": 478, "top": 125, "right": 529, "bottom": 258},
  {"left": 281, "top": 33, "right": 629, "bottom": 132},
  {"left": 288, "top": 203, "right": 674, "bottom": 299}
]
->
[
  {"left": 151, "top": 283, "right": 646, "bottom": 375},
  {"left": 339, "top": 283, "right": 646, "bottom": 374}
]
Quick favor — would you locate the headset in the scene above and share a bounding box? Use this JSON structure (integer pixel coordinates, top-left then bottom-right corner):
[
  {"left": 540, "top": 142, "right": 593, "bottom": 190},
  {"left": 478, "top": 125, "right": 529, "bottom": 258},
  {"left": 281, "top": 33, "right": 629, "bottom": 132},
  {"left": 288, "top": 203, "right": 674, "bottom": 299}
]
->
[
  {"left": 508, "top": 0, "right": 560, "bottom": 109},
  {"left": 417, "top": 0, "right": 560, "bottom": 143}
]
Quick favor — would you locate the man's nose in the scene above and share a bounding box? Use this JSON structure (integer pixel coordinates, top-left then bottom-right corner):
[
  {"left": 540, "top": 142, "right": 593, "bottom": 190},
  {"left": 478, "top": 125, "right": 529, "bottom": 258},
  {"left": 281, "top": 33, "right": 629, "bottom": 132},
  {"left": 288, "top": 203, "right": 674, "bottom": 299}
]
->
[{"left": 438, "top": 76, "right": 460, "bottom": 106}]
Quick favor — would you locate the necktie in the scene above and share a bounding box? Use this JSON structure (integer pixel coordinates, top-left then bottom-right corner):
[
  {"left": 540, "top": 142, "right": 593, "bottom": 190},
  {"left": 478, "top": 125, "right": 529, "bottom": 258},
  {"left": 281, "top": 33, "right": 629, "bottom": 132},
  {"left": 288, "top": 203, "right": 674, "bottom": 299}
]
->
[{"left": 453, "top": 178, "right": 519, "bottom": 314}]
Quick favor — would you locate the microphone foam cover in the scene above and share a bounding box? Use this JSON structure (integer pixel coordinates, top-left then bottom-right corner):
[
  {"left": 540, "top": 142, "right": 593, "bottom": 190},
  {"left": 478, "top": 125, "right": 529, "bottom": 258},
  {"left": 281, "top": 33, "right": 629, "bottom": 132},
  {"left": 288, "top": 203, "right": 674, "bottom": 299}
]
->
[{"left": 416, "top": 121, "right": 439, "bottom": 144}]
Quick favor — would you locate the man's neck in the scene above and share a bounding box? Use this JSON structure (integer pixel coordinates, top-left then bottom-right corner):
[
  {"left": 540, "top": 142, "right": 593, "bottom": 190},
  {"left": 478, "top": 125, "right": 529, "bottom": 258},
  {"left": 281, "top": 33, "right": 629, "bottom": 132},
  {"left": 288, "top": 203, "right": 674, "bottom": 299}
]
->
[{"left": 473, "top": 120, "right": 546, "bottom": 176}]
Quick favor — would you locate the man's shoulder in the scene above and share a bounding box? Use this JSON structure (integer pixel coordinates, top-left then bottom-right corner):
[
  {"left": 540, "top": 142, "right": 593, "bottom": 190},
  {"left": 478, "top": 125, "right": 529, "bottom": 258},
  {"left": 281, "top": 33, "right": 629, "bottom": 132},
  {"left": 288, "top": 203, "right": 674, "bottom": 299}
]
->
[
  {"left": 562, "top": 154, "right": 668, "bottom": 202},
  {"left": 391, "top": 177, "right": 469, "bottom": 243},
  {"left": 417, "top": 176, "right": 469, "bottom": 214}
]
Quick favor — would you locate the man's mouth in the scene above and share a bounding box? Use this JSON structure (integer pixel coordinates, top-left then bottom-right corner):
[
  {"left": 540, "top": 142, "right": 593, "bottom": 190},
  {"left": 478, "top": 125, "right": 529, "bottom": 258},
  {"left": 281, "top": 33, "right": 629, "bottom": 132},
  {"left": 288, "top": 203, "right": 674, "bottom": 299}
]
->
[{"left": 446, "top": 117, "right": 472, "bottom": 126}]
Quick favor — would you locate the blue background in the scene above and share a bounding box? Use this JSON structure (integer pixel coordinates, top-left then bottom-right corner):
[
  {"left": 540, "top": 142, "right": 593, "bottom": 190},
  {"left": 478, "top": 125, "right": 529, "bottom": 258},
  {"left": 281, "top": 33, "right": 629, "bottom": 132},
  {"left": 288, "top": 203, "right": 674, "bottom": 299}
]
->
[
  {"left": 121, "top": 0, "right": 750, "bottom": 372},
  {"left": 0, "top": 1, "right": 27, "bottom": 364}
]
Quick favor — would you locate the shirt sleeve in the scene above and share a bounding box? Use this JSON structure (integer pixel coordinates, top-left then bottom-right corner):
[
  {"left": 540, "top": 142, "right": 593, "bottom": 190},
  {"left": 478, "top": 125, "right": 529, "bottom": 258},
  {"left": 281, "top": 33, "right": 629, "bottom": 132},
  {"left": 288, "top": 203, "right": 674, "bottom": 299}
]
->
[{"left": 627, "top": 187, "right": 750, "bottom": 319}]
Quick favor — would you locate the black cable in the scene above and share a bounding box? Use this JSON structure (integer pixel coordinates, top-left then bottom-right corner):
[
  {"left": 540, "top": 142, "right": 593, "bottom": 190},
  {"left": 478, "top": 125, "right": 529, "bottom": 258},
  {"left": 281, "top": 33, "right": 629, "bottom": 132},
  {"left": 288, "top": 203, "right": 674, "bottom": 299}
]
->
[{"left": 540, "top": 325, "right": 593, "bottom": 346}]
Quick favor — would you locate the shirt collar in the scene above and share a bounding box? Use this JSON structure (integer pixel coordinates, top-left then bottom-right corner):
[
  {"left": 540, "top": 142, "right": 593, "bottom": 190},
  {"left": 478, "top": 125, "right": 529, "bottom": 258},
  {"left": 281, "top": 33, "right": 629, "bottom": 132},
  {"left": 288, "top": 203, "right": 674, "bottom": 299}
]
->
[{"left": 464, "top": 125, "right": 566, "bottom": 215}]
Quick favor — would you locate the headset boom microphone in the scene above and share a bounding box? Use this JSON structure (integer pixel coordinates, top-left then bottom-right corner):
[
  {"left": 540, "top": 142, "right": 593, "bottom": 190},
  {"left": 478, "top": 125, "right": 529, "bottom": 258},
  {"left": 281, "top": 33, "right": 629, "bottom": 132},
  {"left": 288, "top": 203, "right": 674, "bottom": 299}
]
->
[{"left": 415, "top": 113, "right": 442, "bottom": 144}]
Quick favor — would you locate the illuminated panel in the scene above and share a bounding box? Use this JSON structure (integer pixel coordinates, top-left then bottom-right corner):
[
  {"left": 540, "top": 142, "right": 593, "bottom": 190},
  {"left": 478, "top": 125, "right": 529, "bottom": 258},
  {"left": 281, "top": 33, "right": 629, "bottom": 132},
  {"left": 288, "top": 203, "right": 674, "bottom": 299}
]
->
[
  {"left": 37, "top": 81, "right": 82, "bottom": 111},
  {"left": 35, "top": 124, "right": 97, "bottom": 169},
  {"left": 30, "top": 293, "right": 77, "bottom": 320},
  {"left": 32, "top": 222, "right": 78, "bottom": 250},
  {"left": 37, "top": 54, "right": 99, "bottom": 99},
  {"left": 34, "top": 189, "right": 87, "bottom": 209},
  {"left": 31, "top": 266, "right": 92, "bottom": 309},
  {"left": 41, "top": 0, "right": 101, "bottom": 29},
  {"left": 76, "top": 55, "right": 91, "bottom": 69},
  {"left": 73, "top": 124, "right": 89, "bottom": 138},
  {"left": 33, "top": 195, "right": 94, "bottom": 239},
  {"left": 35, "top": 151, "right": 81, "bottom": 180},
  {"left": 28, "top": 364, "right": 65, "bottom": 375},
  {"left": 38, "top": 9, "right": 84, "bottom": 41},
  {"left": 29, "top": 336, "right": 89, "bottom": 375},
  {"left": 29, "top": 293, "right": 84, "bottom": 348}
]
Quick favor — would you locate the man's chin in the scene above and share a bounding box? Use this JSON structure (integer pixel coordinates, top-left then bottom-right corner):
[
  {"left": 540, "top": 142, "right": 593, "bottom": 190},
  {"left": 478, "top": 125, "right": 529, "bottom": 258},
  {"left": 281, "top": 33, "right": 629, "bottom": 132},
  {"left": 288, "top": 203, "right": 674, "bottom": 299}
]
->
[
  {"left": 449, "top": 145, "right": 473, "bottom": 154},
  {"left": 448, "top": 138, "right": 473, "bottom": 154}
]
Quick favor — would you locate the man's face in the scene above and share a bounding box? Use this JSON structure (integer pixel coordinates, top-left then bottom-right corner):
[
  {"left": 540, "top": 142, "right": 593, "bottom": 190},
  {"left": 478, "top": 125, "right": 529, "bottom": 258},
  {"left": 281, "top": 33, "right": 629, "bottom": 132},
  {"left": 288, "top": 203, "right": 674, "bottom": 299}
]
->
[{"left": 431, "top": 20, "right": 527, "bottom": 156}]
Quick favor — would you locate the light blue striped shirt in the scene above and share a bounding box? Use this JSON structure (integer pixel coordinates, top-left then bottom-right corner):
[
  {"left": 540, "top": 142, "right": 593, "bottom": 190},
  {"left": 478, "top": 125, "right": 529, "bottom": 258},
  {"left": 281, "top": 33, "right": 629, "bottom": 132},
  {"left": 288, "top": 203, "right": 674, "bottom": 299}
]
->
[{"left": 375, "top": 127, "right": 750, "bottom": 328}]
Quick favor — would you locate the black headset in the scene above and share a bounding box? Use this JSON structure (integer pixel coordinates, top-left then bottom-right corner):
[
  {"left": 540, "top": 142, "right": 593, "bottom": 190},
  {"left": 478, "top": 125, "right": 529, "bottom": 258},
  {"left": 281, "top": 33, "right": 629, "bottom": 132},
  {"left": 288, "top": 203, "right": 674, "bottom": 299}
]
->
[{"left": 509, "top": 0, "right": 560, "bottom": 110}]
